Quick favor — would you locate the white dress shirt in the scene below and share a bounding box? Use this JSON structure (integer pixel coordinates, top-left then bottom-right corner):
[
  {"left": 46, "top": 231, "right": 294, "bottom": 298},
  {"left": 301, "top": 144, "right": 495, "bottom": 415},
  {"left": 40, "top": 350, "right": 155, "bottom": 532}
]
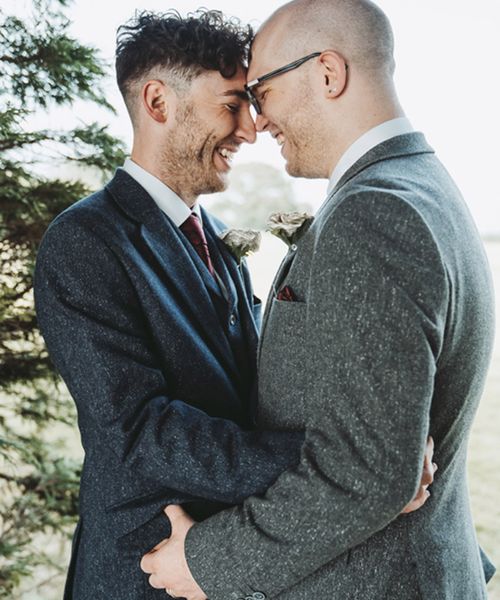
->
[
  {"left": 122, "top": 158, "right": 201, "bottom": 226},
  {"left": 327, "top": 117, "right": 414, "bottom": 195}
]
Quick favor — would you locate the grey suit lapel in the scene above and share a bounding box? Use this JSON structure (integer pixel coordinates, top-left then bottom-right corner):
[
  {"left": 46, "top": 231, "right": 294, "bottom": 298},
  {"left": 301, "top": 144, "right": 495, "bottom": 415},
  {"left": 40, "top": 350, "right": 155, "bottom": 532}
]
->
[
  {"left": 318, "top": 132, "right": 435, "bottom": 220},
  {"left": 256, "top": 245, "right": 299, "bottom": 364},
  {"left": 272, "top": 248, "right": 298, "bottom": 297},
  {"left": 204, "top": 227, "right": 237, "bottom": 310}
]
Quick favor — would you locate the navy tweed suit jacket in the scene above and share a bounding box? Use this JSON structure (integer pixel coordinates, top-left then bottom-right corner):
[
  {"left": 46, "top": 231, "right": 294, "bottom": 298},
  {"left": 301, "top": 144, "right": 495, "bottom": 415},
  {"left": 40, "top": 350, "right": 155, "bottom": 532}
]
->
[{"left": 34, "top": 169, "right": 303, "bottom": 599}]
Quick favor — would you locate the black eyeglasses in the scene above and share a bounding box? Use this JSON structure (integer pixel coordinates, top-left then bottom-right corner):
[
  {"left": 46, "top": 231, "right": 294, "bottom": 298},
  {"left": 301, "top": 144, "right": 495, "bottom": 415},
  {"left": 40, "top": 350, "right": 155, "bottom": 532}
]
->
[
  {"left": 245, "top": 51, "right": 348, "bottom": 115},
  {"left": 245, "top": 52, "right": 321, "bottom": 114}
]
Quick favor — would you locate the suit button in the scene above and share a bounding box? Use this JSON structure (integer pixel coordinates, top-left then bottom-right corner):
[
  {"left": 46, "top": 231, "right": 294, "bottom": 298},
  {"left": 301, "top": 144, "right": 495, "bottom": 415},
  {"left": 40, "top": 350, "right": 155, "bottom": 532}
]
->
[
  {"left": 252, "top": 594, "right": 266, "bottom": 600},
  {"left": 229, "top": 314, "right": 237, "bottom": 326},
  {"left": 290, "top": 243, "right": 298, "bottom": 252}
]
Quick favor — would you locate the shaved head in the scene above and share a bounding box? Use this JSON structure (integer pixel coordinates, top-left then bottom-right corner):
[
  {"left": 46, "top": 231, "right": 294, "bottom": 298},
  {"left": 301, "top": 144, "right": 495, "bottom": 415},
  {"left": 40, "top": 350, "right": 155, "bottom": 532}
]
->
[
  {"left": 254, "top": 0, "right": 395, "bottom": 79},
  {"left": 247, "top": 0, "right": 403, "bottom": 180}
]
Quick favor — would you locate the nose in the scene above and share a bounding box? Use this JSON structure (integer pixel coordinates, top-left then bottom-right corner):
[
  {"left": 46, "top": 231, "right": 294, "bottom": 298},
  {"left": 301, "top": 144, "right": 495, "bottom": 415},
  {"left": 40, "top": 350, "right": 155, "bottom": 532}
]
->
[
  {"left": 235, "top": 105, "right": 257, "bottom": 144},
  {"left": 255, "top": 113, "right": 270, "bottom": 133}
]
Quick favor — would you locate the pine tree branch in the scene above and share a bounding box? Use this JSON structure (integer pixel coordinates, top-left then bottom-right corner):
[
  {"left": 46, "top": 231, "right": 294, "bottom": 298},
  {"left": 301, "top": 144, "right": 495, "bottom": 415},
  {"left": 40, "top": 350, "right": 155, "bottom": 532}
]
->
[
  {"left": 1, "top": 0, "right": 120, "bottom": 592},
  {"left": 0, "top": 54, "right": 39, "bottom": 66},
  {"left": 0, "top": 132, "right": 58, "bottom": 152}
]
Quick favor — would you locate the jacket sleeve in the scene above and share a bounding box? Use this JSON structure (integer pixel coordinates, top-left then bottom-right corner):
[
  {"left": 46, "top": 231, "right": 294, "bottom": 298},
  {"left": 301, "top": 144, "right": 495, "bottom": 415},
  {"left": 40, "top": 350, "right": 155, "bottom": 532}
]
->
[
  {"left": 184, "top": 192, "right": 449, "bottom": 599},
  {"left": 34, "top": 215, "right": 303, "bottom": 539}
]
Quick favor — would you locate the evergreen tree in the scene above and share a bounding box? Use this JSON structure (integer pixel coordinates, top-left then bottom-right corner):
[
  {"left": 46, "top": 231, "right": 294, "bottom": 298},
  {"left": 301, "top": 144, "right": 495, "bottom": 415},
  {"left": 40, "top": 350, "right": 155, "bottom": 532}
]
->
[{"left": 0, "top": 0, "right": 125, "bottom": 596}]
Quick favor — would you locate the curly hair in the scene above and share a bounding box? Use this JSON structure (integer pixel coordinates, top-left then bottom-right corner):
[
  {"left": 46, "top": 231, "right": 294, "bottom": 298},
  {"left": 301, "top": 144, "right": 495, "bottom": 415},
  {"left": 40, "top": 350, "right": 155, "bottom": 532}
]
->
[{"left": 116, "top": 9, "right": 254, "bottom": 105}]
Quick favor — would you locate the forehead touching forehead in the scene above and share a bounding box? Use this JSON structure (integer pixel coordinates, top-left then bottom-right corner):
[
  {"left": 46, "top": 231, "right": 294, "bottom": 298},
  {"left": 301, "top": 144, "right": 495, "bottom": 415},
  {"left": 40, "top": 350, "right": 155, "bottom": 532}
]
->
[{"left": 249, "top": 0, "right": 395, "bottom": 78}]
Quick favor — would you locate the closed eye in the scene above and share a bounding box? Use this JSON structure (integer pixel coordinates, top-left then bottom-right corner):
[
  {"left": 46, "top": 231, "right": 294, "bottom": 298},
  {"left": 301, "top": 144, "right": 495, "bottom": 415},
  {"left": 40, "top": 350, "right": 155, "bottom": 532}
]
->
[
  {"left": 256, "top": 88, "right": 269, "bottom": 105},
  {"left": 225, "top": 103, "right": 241, "bottom": 114}
]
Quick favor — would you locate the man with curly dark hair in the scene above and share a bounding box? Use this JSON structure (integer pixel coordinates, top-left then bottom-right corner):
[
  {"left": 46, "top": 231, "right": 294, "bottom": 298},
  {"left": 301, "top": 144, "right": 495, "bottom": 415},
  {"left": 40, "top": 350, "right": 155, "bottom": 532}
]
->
[
  {"left": 34, "top": 9, "right": 309, "bottom": 600},
  {"left": 115, "top": 10, "right": 256, "bottom": 201}
]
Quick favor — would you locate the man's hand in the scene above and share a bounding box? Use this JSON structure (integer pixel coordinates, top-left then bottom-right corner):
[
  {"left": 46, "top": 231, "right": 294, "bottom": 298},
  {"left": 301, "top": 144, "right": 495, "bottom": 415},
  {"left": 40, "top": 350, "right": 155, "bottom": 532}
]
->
[
  {"left": 141, "top": 439, "right": 436, "bottom": 596},
  {"left": 401, "top": 436, "right": 438, "bottom": 514},
  {"left": 141, "top": 505, "right": 207, "bottom": 600}
]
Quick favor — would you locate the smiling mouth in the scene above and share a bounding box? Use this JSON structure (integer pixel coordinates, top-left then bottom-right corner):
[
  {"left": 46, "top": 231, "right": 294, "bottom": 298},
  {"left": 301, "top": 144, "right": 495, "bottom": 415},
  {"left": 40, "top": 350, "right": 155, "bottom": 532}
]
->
[
  {"left": 214, "top": 145, "right": 239, "bottom": 171},
  {"left": 217, "top": 147, "right": 236, "bottom": 161},
  {"left": 272, "top": 132, "right": 285, "bottom": 147}
]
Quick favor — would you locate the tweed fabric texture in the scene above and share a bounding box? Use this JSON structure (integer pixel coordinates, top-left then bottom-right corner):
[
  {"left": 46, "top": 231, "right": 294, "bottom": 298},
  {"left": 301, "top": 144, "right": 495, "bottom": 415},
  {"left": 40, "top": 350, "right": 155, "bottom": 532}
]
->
[
  {"left": 34, "top": 169, "right": 304, "bottom": 599},
  {"left": 185, "top": 133, "right": 495, "bottom": 600}
]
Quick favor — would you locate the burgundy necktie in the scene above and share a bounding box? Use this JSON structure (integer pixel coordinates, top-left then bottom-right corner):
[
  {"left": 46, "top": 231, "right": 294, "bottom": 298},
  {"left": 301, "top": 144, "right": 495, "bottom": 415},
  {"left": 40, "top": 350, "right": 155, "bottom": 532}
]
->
[{"left": 180, "top": 213, "right": 215, "bottom": 277}]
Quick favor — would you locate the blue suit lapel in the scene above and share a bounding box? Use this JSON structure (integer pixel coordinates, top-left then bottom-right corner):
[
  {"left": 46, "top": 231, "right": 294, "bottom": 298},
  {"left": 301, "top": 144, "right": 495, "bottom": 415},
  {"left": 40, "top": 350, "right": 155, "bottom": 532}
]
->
[
  {"left": 105, "top": 170, "right": 238, "bottom": 379},
  {"left": 204, "top": 228, "right": 237, "bottom": 313},
  {"left": 203, "top": 212, "right": 260, "bottom": 424},
  {"left": 202, "top": 209, "right": 259, "bottom": 355}
]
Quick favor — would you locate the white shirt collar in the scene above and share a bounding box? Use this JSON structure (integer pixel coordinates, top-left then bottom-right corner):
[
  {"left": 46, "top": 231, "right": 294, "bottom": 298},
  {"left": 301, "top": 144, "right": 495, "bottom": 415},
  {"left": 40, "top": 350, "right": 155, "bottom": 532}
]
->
[
  {"left": 122, "top": 158, "right": 201, "bottom": 226},
  {"left": 327, "top": 117, "right": 414, "bottom": 195}
]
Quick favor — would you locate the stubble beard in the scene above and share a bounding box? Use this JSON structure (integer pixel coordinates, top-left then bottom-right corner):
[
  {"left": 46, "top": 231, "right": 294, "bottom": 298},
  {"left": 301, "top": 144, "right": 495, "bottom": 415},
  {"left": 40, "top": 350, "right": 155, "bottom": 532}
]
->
[
  {"left": 283, "top": 88, "right": 326, "bottom": 179},
  {"left": 283, "top": 122, "right": 318, "bottom": 179},
  {"left": 158, "top": 104, "right": 226, "bottom": 201}
]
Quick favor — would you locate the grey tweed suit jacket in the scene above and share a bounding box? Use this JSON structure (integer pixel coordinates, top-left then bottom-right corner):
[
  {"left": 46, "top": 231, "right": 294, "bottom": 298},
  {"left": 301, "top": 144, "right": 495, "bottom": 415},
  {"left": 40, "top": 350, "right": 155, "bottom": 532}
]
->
[{"left": 184, "top": 133, "right": 496, "bottom": 599}]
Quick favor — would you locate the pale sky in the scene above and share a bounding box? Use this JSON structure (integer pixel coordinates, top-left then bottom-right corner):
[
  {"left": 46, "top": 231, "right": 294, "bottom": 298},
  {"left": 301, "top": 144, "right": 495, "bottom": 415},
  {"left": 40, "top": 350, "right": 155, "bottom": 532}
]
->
[{"left": 8, "top": 0, "right": 500, "bottom": 234}]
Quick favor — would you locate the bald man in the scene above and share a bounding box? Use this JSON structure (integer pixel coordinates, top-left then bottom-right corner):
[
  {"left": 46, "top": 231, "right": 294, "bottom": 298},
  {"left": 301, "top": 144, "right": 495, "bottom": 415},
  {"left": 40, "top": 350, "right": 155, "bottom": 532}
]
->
[{"left": 141, "top": 1, "right": 495, "bottom": 599}]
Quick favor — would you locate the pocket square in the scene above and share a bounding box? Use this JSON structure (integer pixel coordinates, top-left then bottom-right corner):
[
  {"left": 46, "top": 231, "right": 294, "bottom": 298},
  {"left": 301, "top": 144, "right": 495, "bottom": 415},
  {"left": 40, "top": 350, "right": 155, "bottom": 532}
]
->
[{"left": 276, "top": 285, "right": 297, "bottom": 301}]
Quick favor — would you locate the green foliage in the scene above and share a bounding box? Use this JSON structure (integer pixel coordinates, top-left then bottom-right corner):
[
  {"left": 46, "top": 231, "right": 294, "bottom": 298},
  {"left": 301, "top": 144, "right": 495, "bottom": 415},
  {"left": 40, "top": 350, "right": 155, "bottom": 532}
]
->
[
  {"left": 0, "top": 3, "right": 112, "bottom": 110},
  {"left": 0, "top": 0, "right": 125, "bottom": 595}
]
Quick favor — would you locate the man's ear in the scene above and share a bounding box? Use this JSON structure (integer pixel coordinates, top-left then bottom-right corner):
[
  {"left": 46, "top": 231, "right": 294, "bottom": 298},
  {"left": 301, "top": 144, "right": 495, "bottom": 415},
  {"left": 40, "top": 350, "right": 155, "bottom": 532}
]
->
[
  {"left": 318, "top": 50, "right": 349, "bottom": 99},
  {"left": 142, "top": 80, "right": 169, "bottom": 123}
]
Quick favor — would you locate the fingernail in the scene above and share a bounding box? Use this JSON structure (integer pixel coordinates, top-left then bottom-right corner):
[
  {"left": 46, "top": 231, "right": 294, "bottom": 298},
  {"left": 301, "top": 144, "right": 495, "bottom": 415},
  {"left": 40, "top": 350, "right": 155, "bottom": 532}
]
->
[{"left": 433, "top": 462, "right": 438, "bottom": 471}]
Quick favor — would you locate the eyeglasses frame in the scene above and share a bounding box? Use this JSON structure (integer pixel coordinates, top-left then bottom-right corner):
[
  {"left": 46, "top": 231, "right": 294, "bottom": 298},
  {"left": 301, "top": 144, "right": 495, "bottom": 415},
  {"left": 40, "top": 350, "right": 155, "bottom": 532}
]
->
[{"left": 244, "top": 51, "right": 348, "bottom": 114}]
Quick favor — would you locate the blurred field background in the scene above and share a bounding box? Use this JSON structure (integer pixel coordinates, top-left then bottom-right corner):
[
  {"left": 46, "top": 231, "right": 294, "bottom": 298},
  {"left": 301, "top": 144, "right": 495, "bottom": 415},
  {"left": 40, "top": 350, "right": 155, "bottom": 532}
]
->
[{"left": 467, "top": 241, "right": 500, "bottom": 598}]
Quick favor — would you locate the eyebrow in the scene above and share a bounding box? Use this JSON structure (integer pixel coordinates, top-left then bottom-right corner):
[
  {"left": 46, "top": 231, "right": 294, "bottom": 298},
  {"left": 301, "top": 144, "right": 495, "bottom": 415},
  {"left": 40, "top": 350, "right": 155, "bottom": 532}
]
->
[{"left": 220, "top": 89, "right": 248, "bottom": 101}]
